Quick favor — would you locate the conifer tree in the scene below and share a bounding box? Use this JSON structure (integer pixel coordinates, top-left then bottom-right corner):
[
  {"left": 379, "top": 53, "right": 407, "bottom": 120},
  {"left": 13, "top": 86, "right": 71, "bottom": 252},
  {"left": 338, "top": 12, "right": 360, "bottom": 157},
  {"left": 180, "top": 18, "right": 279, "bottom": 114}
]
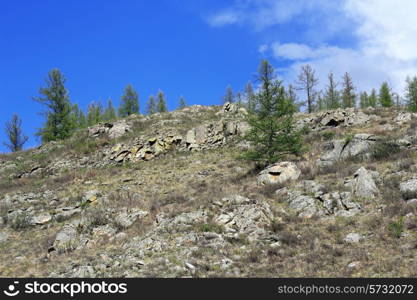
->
[
  {"left": 3, "top": 114, "right": 28, "bottom": 152},
  {"left": 379, "top": 81, "right": 393, "bottom": 107},
  {"left": 316, "top": 92, "right": 327, "bottom": 111},
  {"left": 156, "top": 90, "right": 168, "bottom": 113},
  {"left": 236, "top": 92, "right": 243, "bottom": 107},
  {"left": 245, "top": 81, "right": 256, "bottom": 112},
  {"left": 296, "top": 64, "right": 319, "bottom": 113},
  {"left": 359, "top": 91, "right": 370, "bottom": 108},
  {"left": 286, "top": 84, "right": 300, "bottom": 112},
  {"left": 406, "top": 76, "right": 417, "bottom": 112},
  {"left": 324, "top": 72, "right": 340, "bottom": 109},
  {"left": 341, "top": 72, "right": 356, "bottom": 108},
  {"left": 119, "top": 84, "right": 139, "bottom": 117},
  {"left": 223, "top": 85, "right": 234, "bottom": 104},
  {"left": 368, "top": 89, "right": 378, "bottom": 107},
  {"left": 103, "top": 99, "right": 116, "bottom": 121},
  {"left": 178, "top": 96, "right": 187, "bottom": 110},
  {"left": 71, "top": 104, "right": 87, "bottom": 128},
  {"left": 146, "top": 95, "right": 156, "bottom": 115},
  {"left": 241, "top": 60, "right": 302, "bottom": 166},
  {"left": 33, "top": 69, "right": 75, "bottom": 142},
  {"left": 87, "top": 102, "right": 103, "bottom": 126}
]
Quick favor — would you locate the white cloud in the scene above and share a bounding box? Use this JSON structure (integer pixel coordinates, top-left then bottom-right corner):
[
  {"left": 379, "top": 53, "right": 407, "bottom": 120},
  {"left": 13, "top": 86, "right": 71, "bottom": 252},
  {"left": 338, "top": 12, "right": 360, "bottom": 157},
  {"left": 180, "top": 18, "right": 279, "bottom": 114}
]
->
[
  {"left": 207, "top": 0, "right": 417, "bottom": 95},
  {"left": 206, "top": 11, "right": 241, "bottom": 27}
]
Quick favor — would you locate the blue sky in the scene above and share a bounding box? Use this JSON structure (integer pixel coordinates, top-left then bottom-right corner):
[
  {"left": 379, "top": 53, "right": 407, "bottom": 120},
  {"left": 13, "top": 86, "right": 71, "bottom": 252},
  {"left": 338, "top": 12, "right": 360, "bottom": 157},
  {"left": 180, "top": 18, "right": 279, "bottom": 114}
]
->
[{"left": 1, "top": 0, "right": 417, "bottom": 152}]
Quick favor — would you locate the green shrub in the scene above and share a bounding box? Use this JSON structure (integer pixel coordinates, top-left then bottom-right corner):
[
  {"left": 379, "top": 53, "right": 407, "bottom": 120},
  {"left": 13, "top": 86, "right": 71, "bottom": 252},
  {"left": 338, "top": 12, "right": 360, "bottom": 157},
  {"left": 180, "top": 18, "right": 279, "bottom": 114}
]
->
[
  {"left": 10, "top": 212, "right": 32, "bottom": 230},
  {"left": 371, "top": 141, "right": 400, "bottom": 161},
  {"left": 387, "top": 217, "right": 404, "bottom": 238},
  {"left": 198, "top": 223, "right": 224, "bottom": 234},
  {"left": 322, "top": 131, "right": 336, "bottom": 141}
]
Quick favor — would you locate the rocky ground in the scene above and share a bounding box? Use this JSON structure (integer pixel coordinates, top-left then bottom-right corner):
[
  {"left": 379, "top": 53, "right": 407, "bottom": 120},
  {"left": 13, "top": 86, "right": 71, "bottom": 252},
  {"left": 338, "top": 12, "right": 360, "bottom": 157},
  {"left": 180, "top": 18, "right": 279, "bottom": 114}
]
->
[{"left": 1, "top": 104, "right": 417, "bottom": 277}]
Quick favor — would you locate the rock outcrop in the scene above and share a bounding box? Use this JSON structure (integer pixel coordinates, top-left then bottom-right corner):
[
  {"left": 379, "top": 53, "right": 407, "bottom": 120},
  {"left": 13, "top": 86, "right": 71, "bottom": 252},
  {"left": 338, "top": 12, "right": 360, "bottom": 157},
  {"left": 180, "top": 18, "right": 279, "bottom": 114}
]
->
[{"left": 317, "top": 134, "right": 379, "bottom": 167}]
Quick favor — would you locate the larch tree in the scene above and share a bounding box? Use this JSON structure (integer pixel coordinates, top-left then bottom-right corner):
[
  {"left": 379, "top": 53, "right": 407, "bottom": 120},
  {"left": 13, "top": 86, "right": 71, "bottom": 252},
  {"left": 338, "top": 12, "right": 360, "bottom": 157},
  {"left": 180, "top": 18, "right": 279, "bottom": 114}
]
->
[
  {"left": 341, "top": 72, "right": 356, "bottom": 108},
  {"left": 156, "top": 90, "right": 168, "bottom": 113},
  {"left": 3, "top": 114, "right": 28, "bottom": 152},
  {"left": 103, "top": 98, "right": 117, "bottom": 121},
  {"left": 119, "top": 84, "right": 139, "bottom": 117},
  {"left": 241, "top": 59, "right": 302, "bottom": 166},
  {"left": 33, "top": 69, "right": 76, "bottom": 142},
  {"left": 146, "top": 95, "right": 156, "bottom": 115},
  {"left": 223, "top": 85, "right": 234, "bottom": 104},
  {"left": 245, "top": 81, "right": 256, "bottom": 112},
  {"left": 379, "top": 81, "right": 393, "bottom": 107},
  {"left": 178, "top": 96, "right": 187, "bottom": 110},
  {"left": 324, "top": 72, "right": 340, "bottom": 109},
  {"left": 368, "top": 89, "right": 378, "bottom": 107},
  {"left": 359, "top": 91, "right": 370, "bottom": 108},
  {"left": 406, "top": 76, "right": 417, "bottom": 112},
  {"left": 296, "top": 64, "right": 319, "bottom": 113}
]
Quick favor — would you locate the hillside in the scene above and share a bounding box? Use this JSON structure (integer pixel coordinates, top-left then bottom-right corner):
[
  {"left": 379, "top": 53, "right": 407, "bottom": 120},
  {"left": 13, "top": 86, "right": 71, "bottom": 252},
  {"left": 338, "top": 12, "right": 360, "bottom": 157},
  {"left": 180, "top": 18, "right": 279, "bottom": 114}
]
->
[{"left": 1, "top": 103, "right": 417, "bottom": 277}]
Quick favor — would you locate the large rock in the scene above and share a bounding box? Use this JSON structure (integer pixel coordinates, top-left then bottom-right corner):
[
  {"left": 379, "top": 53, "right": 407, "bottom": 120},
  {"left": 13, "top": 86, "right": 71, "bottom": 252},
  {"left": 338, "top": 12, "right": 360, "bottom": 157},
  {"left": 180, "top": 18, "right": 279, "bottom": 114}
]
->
[
  {"left": 400, "top": 179, "right": 417, "bottom": 200},
  {"left": 52, "top": 225, "right": 80, "bottom": 253},
  {"left": 257, "top": 162, "right": 301, "bottom": 186},
  {"left": 347, "top": 167, "right": 379, "bottom": 199},
  {"left": 317, "top": 134, "right": 379, "bottom": 167}
]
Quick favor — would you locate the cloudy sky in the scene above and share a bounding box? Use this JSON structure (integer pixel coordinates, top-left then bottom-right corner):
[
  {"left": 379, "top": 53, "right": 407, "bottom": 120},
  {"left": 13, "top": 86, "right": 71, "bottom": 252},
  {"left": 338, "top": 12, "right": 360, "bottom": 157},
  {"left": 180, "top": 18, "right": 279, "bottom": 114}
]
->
[
  {"left": 207, "top": 0, "right": 417, "bottom": 93},
  {"left": 1, "top": 0, "right": 416, "bottom": 151}
]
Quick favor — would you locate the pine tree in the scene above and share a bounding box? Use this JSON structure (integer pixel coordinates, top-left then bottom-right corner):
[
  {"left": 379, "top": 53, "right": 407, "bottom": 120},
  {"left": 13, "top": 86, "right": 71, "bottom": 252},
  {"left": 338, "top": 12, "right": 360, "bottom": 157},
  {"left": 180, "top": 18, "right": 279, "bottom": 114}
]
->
[
  {"left": 119, "top": 84, "right": 139, "bottom": 117},
  {"left": 359, "top": 91, "right": 369, "bottom": 108},
  {"left": 223, "top": 85, "right": 234, "bottom": 104},
  {"left": 245, "top": 81, "right": 256, "bottom": 111},
  {"left": 379, "top": 81, "right": 393, "bottom": 107},
  {"left": 341, "top": 72, "right": 356, "bottom": 108},
  {"left": 324, "top": 72, "right": 340, "bottom": 109},
  {"left": 103, "top": 99, "right": 116, "bottom": 121},
  {"left": 178, "top": 96, "right": 187, "bottom": 110},
  {"left": 33, "top": 69, "right": 76, "bottom": 142},
  {"left": 156, "top": 90, "right": 168, "bottom": 113},
  {"left": 296, "top": 64, "right": 319, "bottom": 113},
  {"left": 406, "top": 76, "right": 417, "bottom": 112},
  {"left": 368, "top": 89, "right": 378, "bottom": 107},
  {"left": 241, "top": 60, "right": 302, "bottom": 166},
  {"left": 3, "top": 114, "right": 28, "bottom": 152},
  {"left": 146, "top": 95, "right": 156, "bottom": 115}
]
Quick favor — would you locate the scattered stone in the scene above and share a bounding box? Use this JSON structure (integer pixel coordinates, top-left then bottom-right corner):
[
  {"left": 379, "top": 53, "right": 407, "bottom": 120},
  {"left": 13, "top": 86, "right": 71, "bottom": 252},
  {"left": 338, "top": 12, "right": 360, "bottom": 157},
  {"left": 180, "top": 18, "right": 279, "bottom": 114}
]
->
[
  {"left": 0, "top": 232, "right": 9, "bottom": 243},
  {"left": 257, "top": 162, "right": 301, "bottom": 186},
  {"left": 344, "top": 233, "right": 363, "bottom": 244},
  {"left": 400, "top": 179, "right": 417, "bottom": 200},
  {"left": 52, "top": 225, "right": 80, "bottom": 253},
  {"left": 31, "top": 213, "right": 52, "bottom": 225},
  {"left": 347, "top": 167, "right": 379, "bottom": 199},
  {"left": 114, "top": 209, "right": 148, "bottom": 229}
]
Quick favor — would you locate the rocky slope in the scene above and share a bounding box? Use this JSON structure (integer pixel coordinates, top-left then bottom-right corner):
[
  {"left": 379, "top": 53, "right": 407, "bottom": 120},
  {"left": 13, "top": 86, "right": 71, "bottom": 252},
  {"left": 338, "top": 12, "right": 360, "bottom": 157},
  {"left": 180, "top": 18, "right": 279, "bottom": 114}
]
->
[{"left": 1, "top": 104, "right": 417, "bottom": 277}]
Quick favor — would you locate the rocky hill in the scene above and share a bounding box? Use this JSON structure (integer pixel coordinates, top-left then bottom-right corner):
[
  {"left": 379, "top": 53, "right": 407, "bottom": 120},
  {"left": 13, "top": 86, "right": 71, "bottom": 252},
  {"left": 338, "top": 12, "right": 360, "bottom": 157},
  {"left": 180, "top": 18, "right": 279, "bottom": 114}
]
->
[{"left": 1, "top": 104, "right": 417, "bottom": 277}]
